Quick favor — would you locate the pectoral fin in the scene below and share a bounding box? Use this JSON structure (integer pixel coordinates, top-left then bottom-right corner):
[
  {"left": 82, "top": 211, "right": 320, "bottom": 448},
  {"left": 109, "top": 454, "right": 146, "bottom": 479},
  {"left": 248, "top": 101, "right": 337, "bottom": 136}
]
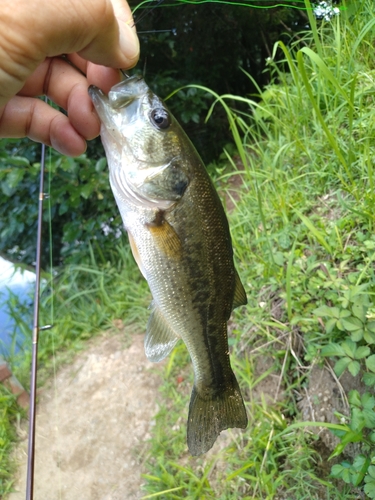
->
[
  {"left": 145, "top": 304, "right": 180, "bottom": 362},
  {"left": 232, "top": 270, "right": 247, "bottom": 310},
  {"left": 147, "top": 216, "right": 182, "bottom": 259}
]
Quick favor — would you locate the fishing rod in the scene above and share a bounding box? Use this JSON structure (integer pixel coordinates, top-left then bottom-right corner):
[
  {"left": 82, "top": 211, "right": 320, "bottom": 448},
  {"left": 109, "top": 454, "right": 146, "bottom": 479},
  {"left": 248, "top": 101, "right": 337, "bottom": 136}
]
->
[{"left": 25, "top": 97, "right": 53, "bottom": 500}]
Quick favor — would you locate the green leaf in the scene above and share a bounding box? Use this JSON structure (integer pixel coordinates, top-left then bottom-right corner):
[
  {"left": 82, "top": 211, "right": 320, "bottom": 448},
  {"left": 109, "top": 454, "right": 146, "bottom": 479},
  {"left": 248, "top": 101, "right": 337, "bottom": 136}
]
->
[
  {"left": 364, "top": 483, "right": 375, "bottom": 499},
  {"left": 341, "top": 339, "right": 357, "bottom": 358},
  {"left": 352, "top": 304, "right": 367, "bottom": 322},
  {"left": 350, "top": 329, "right": 364, "bottom": 342},
  {"left": 364, "top": 466, "right": 375, "bottom": 499},
  {"left": 341, "top": 468, "right": 352, "bottom": 484},
  {"left": 321, "top": 343, "right": 345, "bottom": 357},
  {"left": 348, "top": 454, "right": 370, "bottom": 487},
  {"left": 364, "top": 329, "right": 375, "bottom": 345},
  {"left": 331, "top": 463, "right": 346, "bottom": 478},
  {"left": 366, "top": 355, "right": 375, "bottom": 373},
  {"left": 326, "top": 318, "right": 338, "bottom": 333},
  {"left": 336, "top": 319, "right": 346, "bottom": 331},
  {"left": 273, "top": 251, "right": 284, "bottom": 266},
  {"left": 95, "top": 157, "right": 107, "bottom": 173},
  {"left": 348, "top": 390, "right": 362, "bottom": 407},
  {"left": 313, "top": 305, "right": 339, "bottom": 318},
  {"left": 339, "top": 309, "right": 352, "bottom": 319},
  {"left": 80, "top": 183, "right": 93, "bottom": 200},
  {"left": 334, "top": 357, "right": 351, "bottom": 377},
  {"left": 363, "top": 409, "right": 375, "bottom": 429},
  {"left": 366, "top": 466, "right": 375, "bottom": 480},
  {"left": 362, "top": 393, "right": 375, "bottom": 411},
  {"left": 354, "top": 346, "right": 370, "bottom": 359},
  {"left": 350, "top": 407, "right": 365, "bottom": 432},
  {"left": 1, "top": 180, "right": 16, "bottom": 196},
  {"left": 347, "top": 360, "right": 360, "bottom": 377},
  {"left": 341, "top": 316, "right": 363, "bottom": 332},
  {"left": 363, "top": 373, "right": 375, "bottom": 387},
  {"left": 353, "top": 454, "right": 368, "bottom": 471},
  {"left": 6, "top": 155, "right": 30, "bottom": 167},
  {"left": 6, "top": 168, "right": 26, "bottom": 188}
]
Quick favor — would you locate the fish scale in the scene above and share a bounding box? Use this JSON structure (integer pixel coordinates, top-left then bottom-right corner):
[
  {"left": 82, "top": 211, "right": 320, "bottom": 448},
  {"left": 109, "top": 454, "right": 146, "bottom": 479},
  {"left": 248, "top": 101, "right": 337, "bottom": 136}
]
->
[{"left": 89, "top": 75, "right": 248, "bottom": 455}]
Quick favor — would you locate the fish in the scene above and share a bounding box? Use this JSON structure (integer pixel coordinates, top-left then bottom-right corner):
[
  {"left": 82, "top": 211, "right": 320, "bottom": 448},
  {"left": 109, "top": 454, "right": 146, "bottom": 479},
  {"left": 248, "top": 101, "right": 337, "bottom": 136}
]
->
[{"left": 88, "top": 75, "right": 247, "bottom": 455}]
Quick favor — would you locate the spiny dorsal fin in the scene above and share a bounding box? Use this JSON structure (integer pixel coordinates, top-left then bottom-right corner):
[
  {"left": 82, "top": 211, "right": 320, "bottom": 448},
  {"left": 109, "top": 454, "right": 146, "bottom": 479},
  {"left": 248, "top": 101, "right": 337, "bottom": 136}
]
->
[
  {"left": 146, "top": 216, "right": 182, "bottom": 259},
  {"left": 232, "top": 269, "right": 247, "bottom": 310},
  {"left": 145, "top": 304, "right": 180, "bottom": 362}
]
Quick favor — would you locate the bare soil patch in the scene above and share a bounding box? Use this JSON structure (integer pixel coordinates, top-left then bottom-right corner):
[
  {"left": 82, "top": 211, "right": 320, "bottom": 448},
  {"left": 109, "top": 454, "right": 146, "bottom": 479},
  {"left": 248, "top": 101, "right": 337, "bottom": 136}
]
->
[{"left": 8, "top": 332, "right": 164, "bottom": 500}]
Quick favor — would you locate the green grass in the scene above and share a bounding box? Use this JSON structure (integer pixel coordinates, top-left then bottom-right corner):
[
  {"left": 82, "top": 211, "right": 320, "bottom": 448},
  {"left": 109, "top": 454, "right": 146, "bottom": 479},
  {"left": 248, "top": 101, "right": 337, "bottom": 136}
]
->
[
  {"left": 141, "top": 0, "right": 375, "bottom": 497},
  {"left": 3, "top": 0, "right": 375, "bottom": 497},
  {"left": 0, "top": 390, "right": 24, "bottom": 497}
]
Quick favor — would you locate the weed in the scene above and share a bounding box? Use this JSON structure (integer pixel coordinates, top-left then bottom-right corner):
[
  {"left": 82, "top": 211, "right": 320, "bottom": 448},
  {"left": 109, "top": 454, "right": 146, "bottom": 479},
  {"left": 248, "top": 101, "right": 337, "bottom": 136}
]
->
[
  {"left": 141, "top": 0, "right": 375, "bottom": 496},
  {"left": 3, "top": 0, "right": 375, "bottom": 497}
]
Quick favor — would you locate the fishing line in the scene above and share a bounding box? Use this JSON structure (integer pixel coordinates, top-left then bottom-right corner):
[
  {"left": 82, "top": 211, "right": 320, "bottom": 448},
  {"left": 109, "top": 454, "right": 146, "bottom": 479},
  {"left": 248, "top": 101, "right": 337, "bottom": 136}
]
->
[
  {"left": 132, "top": 0, "right": 309, "bottom": 13},
  {"left": 132, "top": 0, "right": 166, "bottom": 26},
  {"left": 47, "top": 146, "right": 63, "bottom": 500},
  {"left": 137, "top": 29, "right": 176, "bottom": 33},
  {"left": 47, "top": 150, "right": 54, "bottom": 335}
]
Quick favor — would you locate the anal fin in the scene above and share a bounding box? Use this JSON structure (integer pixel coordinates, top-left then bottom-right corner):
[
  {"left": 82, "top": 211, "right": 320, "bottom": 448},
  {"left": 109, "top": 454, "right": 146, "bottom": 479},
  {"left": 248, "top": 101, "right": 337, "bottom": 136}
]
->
[{"left": 145, "top": 304, "right": 180, "bottom": 362}]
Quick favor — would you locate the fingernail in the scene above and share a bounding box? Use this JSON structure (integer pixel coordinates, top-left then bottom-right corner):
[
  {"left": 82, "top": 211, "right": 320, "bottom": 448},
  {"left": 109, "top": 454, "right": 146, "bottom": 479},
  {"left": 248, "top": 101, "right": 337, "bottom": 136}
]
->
[{"left": 119, "top": 22, "right": 140, "bottom": 64}]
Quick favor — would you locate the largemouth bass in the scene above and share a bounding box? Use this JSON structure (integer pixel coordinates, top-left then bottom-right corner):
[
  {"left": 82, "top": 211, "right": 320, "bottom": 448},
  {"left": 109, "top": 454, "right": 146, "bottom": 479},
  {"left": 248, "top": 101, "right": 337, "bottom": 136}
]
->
[{"left": 89, "top": 76, "right": 247, "bottom": 455}]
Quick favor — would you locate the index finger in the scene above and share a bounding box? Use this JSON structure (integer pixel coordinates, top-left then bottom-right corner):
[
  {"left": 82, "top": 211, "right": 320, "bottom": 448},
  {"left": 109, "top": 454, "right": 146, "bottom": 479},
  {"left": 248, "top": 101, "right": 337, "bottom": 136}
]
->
[{"left": 18, "top": 57, "right": 120, "bottom": 140}]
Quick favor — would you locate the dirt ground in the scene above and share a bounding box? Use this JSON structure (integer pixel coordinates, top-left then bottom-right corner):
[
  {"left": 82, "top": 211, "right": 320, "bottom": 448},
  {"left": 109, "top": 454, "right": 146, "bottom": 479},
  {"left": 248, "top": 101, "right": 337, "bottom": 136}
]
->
[
  {"left": 8, "top": 332, "right": 164, "bottom": 500},
  {"left": 7, "top": 325, "right": 363, "bottom": 500}
]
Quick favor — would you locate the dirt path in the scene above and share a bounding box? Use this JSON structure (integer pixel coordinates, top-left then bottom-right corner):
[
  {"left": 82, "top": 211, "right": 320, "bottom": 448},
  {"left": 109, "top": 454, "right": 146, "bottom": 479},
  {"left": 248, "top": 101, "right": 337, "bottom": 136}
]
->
[
  {"left": 7, "top": 325, "right": 364, "bottom": 500},
  {"left": 8, "top": 332, "right": 164, "bottom": 500}
]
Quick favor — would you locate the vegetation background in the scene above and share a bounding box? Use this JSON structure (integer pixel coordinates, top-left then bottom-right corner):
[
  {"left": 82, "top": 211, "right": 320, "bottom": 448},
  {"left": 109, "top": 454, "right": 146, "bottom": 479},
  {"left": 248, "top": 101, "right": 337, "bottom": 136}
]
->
[{"left": 1, "top": 0, "right": 375, "bottom": 498}]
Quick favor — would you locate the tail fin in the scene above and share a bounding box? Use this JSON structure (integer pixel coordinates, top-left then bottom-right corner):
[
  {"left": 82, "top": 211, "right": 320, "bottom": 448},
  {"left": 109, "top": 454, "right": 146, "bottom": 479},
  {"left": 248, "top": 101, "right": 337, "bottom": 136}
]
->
[{"left": 187, "top": 375, "right": 247, "bottom": 456}]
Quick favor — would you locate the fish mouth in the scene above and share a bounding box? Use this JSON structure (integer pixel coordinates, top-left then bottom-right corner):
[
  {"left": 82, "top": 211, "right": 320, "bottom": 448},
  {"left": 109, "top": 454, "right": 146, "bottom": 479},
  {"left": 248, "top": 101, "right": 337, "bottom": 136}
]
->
[
  {"left": 88, "top": 85, "right": 112, "bottom": 125},
  {"left": 89, "top": 75, "right": 151, "bottom": 133},
  {"left": 88, "top": 75, "right": 149, "bottom": 111},
  {"left": 108, "top": 75, "right": 149, "bottom": 109}
]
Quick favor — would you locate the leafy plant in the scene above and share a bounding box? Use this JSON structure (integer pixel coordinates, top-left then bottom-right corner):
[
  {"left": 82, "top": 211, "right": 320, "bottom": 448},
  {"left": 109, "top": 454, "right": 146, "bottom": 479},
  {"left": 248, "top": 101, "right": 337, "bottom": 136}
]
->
[
  {"left": 321, "top": 340, "right": 370, "bottom": 377},
  {"left": 328, "top": 390, "right": 375, "bottom": 491},
  {"left": 364, "top": 465, "right": 375, "bottom": 499},
  {"left": 0, "top": 138, "right": 121, "bottom": 266}
]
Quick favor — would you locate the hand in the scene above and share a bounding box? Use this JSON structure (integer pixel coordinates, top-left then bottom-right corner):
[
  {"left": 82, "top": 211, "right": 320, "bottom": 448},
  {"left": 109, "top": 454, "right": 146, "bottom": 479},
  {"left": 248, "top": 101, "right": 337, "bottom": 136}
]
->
[{"left": 0, "top": 0, "right": 139, "bottom": 156}]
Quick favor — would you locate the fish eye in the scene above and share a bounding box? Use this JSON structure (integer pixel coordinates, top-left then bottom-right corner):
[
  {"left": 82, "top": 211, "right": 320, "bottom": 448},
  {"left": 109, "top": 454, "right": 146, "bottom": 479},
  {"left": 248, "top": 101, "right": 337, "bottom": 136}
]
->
[{"left": 150, "top": 108, "right": 171, "bottom": 130}]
